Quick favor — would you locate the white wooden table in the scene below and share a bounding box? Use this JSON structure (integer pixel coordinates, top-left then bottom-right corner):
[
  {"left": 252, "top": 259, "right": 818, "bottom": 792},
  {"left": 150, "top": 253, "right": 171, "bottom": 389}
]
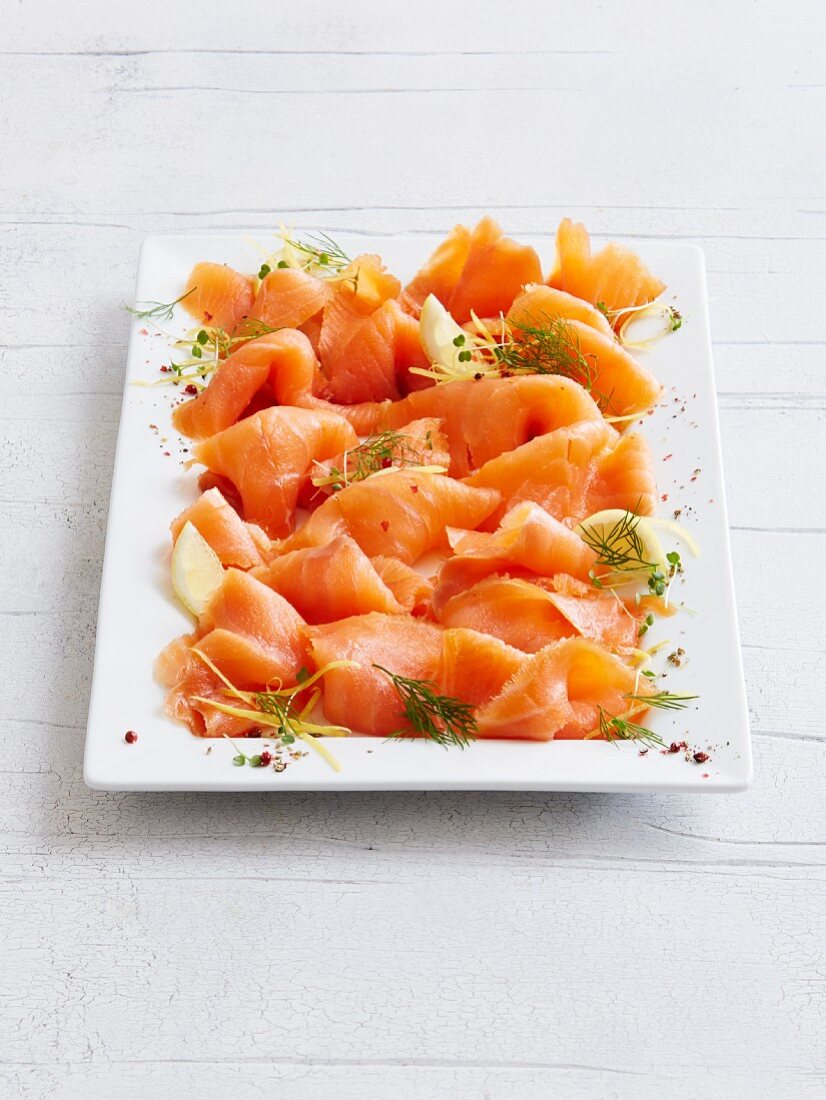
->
[{"left": 2, "top": 3, "right": 824, "bottom": 1097}]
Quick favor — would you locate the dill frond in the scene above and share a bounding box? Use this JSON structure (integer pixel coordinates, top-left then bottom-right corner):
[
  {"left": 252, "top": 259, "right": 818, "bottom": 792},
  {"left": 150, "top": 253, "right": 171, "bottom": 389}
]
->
[
  {"left": 625, "top": 690, "right": 698, "bottom": 711},
  {"left": 374, "top": 665, "right": 478, "bottom": 748},
  {"left": 595, "top": 707, "right": 666, "bottom": 750},
  {"left": 310, "top": 430, "right": 435, "bottom": 490},
  {"left": 124, "top": 288, "right": 195, "bottom": 322}
]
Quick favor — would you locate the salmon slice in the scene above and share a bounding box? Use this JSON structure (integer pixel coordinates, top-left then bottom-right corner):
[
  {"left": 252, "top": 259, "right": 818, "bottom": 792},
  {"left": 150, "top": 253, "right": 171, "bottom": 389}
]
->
[
  {"left": 534, "top": 576, "right": 639, "bottom": 651},
  {"left": 249, "top": 267, "right": 333, "bottom": 329},
  {"left": 548, "top": 218, "right": 666, "bottom": 322},
  {"left": 156, "top": 635, "right": 258, "bottom": 739},
  {"left": 439, "top": 502, "right": 597, "bottom": 601},
  {"left": 157, "top": 570, "right": 309, "bottom": 737},
  {"left": 402, "top": 224, "right": 471, "bottom": 315},
  {"left": 435, "top": 505, "right": 597, "bottom": 612},
  {"left": 196, "top": 568, "right": 309, "bottom": 687},
  {"left": 173, "top": 329, "right": 322, "bottom": 441},
  {"left": 436, "top": 575, "right": 639, "bottom": 653},
  {"left": 507, "top": 283, "right": 614, "bottom": 337},
  {"left": 318, "top": 255, "right": 408, "bottom": 403},
  {"left": 403, "top": 217, "right": 542, "bottom": 323},
  {"left": 437, "top": 628, "right": 524, "bottom": 708},
  {"left": 283, "top": 469, "right": 501, "bottom": 564},
  {"left": 465, "top": 420, "right": 657, "bottom": 528},
  {"left": 305, "top": 417, "right": 450, "bottom": 509},
  {"left": 306, "top": 615, "right": 525, "bottom": 735},
  {"left": 371, "top": 556, "right": 435, "bottom": 615},
  {"left": 324, "top": 375, "right": 605, "bottom": 476},
  {"left": 170, "top": 487, "right": 265, "bottom": 569},
  {"left": 392, "top": 301, "right": 435, "bottom": 391},
  {"left": 306, "top": 613, "right": 444, "bottom": 735},
  {"left": 554, "top": 320, "right": 662, "bottom": 417},
  {"left": 182, "top": 262, "right": 255, "bottom": 331},
  {"left": 192, "top": 406, "right": 359, "bottom": 538},
  {"left": 476, "top": 637, "right": 651, "bottom": 741},
  {"left": 253, "top": 535, "right": 403, "bottom": 622}
]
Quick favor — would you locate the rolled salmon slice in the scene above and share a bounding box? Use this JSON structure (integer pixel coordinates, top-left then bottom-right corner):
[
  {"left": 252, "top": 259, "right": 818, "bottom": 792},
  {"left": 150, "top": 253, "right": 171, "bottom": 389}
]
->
[
  {"left": 249, "top": 267, "right": 333, "bottom": 329},
  {"left": 192, "top": 406, "right": 359, "bottom": 538},
  {"left": 196, "top": 568, "right": 309, "bottom": 687},
  {"left": 157, "top": 569, "right": 310, "bottom": 736},
  {"left": 436, "top": 575, "right": 639, "bottom": 653},
  {"left": 156, "top": 635, "right": 257, "bottom": 739},
  {"left": 465, "top": 420, "right": 657, "bottom": 528},
  {"left": 306, "top": 613, "right": 444, "bottom": 735},
  {"left": 173, "top": 329, "right": 322, "bottom": 441},
  {"left": 438, "top": 501, "right": 598, "bottom": 606},
  {"left": 306, "top": 615, "right": 525, "bottom": 735},
  {"left": 476, "top": 636, "right": 653, "bottom": 741},
  {"left": 170, "top": 487, "right": 265, "bottom": 570},
  {"left": 318, "top": 255, "right": 405, "bottom": 403},
  {"left": 324, "top": 375, "right": 605, "bottom": 476},
  {"left": 558, "top": 320, "right": 662, "bottom": 417},
  {"left": 253, "top": 535, "right": 403, "bottom": 622},
  {"left": 371, "top": 556, "right": 435, "bottom": 615},
  {"left": 507, "top": 283, "right": 614, "bottom": 337},
  {"left": 548, "top": 218, "right": 666, "bottom": 322},
  {"left": 182, "top": 262, "right": 255, "bottom": 331},
  {"left": 403, "top": 217, "right": 542, "bottom": 323},
  {"left": 283, "top": 469, "right": 501, "bottom": 564}
]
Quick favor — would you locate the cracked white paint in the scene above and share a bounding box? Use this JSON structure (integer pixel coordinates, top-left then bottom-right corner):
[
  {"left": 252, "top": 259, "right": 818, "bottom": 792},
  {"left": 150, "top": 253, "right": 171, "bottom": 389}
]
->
[{"left": 1, "top": 2, "right": 825, "bottom": 1098}]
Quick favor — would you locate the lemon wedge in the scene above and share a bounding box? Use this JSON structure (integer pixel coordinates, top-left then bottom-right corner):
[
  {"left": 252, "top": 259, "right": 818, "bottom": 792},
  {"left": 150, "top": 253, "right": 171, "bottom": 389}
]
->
[
  {"left": 575, "top": 509, "right": 668, "bottom": 572},
  {"left": 418, "top": 293, "right": 469, "bottom": 369},
  {"left": 171, "top": 521, "right": 224, "bottom": 617}
]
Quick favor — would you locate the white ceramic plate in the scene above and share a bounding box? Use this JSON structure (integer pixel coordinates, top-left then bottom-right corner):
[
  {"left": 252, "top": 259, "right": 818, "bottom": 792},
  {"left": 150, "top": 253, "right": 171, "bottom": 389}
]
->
[{"left": 84, "top": 231, "right": 751, "bottom": 791}]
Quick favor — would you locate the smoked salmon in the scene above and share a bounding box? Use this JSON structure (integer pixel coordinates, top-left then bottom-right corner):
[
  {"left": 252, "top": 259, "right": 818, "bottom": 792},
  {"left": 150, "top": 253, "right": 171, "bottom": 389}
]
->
[
  {"left": 253, "top": 535, "right": 403, "bottom": 622},
  {"left": 403, "top": 217, "right": 542, "bottom": 322},
  {"left": 476, "top": 636, "right": 653, "bottom": 741},
  {"left": 306, "top": 614, "right": 526, "bottom": 735},
  {"left": 173, "top": 329, "right": 322, "bottom": 441},
  {"left": 507, "top": 283, "right": 615, "bottom": 338},
  {"left": 548, "top": 218, "right": 666, "bottom": 322},
  {"left": 282, "top": 469, "right": 501, "bottom": 564},
  {"left": 306, "top": 613, "right": 444, "bottom": 735},
  {"left": 436, "top": 575, "right": 639, "bottom": 653},
  {"left": 249, "top": 266, "right": 333, "bottom": 330},
  {"left": 465, "top": 420, "right": 657, "bottom": 528},
  {"left": 157, "top": 221, "right": 679, "bottom": 755},
  {"left": 182, "top": 262, "right": 255, "bottom": 331},
  {"left": 192, "top": 406, "right": 359, "bottom": 537},
  {"left": 170, "top": 487, "right": 265, "bottom": 570},
  {"left": 435, "top": 502, "right": 598, "bottom": 611},
  {"left": 322, "top": 375, "right": 605, "bottom": 475},
  {"left": 317, "top": 255, "right": 408, "bottom": 403}
]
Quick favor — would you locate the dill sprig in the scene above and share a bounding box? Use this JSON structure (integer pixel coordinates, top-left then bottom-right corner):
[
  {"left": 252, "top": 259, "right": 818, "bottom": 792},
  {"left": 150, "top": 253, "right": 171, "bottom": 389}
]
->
[
  {"left": 626, "top": 690, "right": 698, "bottom": 711},
  {"left": 311, "top": 429, "right": 436, "bottom": 491},
  {"left": 579, "top": 509, "right": 656, "bottom": 574},
  {"left": 596, "top": 707, "right": 666, "bottom": 750},
  {"left": 374, "top": 665, "right": 478, "bottom": 749},
  {"left": 280, "top": 231, "right": 352, "bottom": 275},
  {"left": 409, "top": 310, "right": 611, "bottom": 405},
  {"left": 495, "top": 314, "right": 602, "bottom": 394},
  {"left": 124, "top": 288, "right": 195, "bottom": 322},
  {"left": 589, "top": 690, "right": 697, "bottom": 749},
  {"left": 578, "top": 508, "right": 683, "bottom": 600}
]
